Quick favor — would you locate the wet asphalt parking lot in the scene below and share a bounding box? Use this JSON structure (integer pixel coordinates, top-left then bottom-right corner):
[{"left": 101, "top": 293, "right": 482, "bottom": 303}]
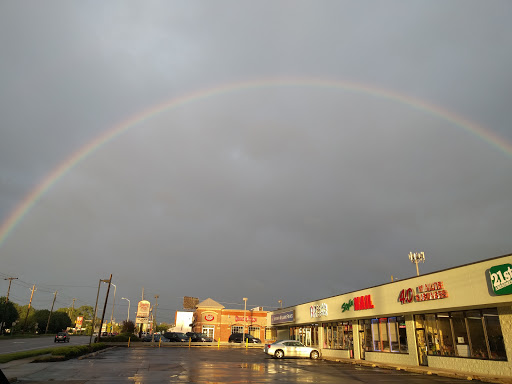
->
[{"left": 3, "top": 346, "right": 482, "bottom": 383}]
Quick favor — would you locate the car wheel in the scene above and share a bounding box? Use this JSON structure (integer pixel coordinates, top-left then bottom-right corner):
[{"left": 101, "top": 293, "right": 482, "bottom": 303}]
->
[
  {"left": 275, "top": 350, "right": 284, "bottom": 359},
  {"left": 54, "top": 340, "right": 57, "bottom": 343},
  {"left": 310, "top": 350, "right": 319, "bottom": 360}
]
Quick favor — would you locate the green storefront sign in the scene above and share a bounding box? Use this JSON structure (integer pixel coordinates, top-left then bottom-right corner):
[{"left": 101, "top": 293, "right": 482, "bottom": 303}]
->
[{"left": 489, "top": 263, "right": 512, "bottom": 295}]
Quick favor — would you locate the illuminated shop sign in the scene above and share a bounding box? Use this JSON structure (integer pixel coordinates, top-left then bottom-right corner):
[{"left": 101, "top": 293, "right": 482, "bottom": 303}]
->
[
  {"left": 489, "top": 264, "right": 512, "bottom": 295},
  {"left": 354, "top": 295, "right": 374, "bottom": 310},
  {"left": 310, "top": 303, "right": 328, "bottom": 318},
  {"left": 342, "top": 295, "right": 374, "bottom": 312},
  {"left": 234, "top": 316, "right": 257, "bottom": 322},
  {"left": 341, "top": 299, "right": 354, "bottom": 312},
  {"left": 204, "top": 314, "right": 215, "bottom": 321},
  {"left": 398, "top": 281, "right": 448, "bottom": 304},
  {"left": 271, "top": 310, "right": 294, "bottom": 324}
]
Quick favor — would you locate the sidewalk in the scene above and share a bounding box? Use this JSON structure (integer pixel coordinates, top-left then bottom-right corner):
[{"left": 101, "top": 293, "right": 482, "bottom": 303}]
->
[
  {"left": 325, "top": 356, "right": 512, "bottom": 384},
  {"left": 1, "top": 356, "right": 52, "bottom": 383}
]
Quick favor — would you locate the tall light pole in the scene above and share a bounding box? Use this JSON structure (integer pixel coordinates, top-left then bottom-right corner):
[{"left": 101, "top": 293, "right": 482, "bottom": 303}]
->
[
  {"left": 409, "top": 251, "right": 425, "bottom": 276},
  {"left": 243, "top": 297, "right": 248, "bottom": 336},
  {"left": 278, "top": 299, "right": 282, "bottom": 308},
  {"left": 122, "top": 298, "right": 130, "bottom": 322},
  {"left": 109, "top": 284, "right": 116, "bottom": 334}
]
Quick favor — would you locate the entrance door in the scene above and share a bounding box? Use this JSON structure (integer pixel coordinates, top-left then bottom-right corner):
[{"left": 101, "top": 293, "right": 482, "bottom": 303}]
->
[
  {"left": 202, "top": 326, "right": 214, "bottom": 340},
  {"left": 359, "top": 331, "right": 365, "bottom": 360},
  {"left": 416, "top": 329, "right": 428, "bottom": 366}
]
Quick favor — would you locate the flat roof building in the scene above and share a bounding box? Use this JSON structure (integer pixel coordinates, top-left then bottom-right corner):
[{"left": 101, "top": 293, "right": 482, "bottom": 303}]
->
[{"left": 268, "top": 253, "right": 512, "bottom": 378}]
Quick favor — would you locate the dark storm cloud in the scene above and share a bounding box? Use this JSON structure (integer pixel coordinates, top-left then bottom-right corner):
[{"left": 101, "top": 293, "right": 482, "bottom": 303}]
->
[{"left": 1, "top": 1, "right": 511, "bottom": 320}]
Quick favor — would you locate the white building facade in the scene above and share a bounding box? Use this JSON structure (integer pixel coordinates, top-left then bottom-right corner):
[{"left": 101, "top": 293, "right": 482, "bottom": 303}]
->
[{"left": 269, "top": 254, "right": 512, "bottom": 378}]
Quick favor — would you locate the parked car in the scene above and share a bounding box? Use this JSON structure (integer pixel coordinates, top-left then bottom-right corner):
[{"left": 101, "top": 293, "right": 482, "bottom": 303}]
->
[
  {"left": 54, "top": 332, "right": 70, "bottom": 343},
  {"left": 264, "top": 340, "right": 320, "bottom": 359},
  {"left": 228, "top": 333, "right": 261, "bottom": 343},
  {"left": 186, "top": 332, "right": 213, "bottom": 342},
  {"left": 163, "top": 332, "right": 188, "bottom": 342},
  {"left": 142, "top": 334, "right": 153, "bottom": 342}
]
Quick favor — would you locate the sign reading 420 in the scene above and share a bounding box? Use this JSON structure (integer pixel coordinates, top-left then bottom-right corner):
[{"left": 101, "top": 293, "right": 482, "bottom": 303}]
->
[{"left": 489, "top": 264, "right": 512, "bottom": 296}]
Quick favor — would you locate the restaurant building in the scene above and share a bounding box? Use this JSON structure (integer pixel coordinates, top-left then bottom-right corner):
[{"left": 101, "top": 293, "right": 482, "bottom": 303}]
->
[
  {"left": 269, "top": 253, "right": 512, "bottom": 378},
  {"left": 192, "top": 298, "right": 269, "bottom": 342}
]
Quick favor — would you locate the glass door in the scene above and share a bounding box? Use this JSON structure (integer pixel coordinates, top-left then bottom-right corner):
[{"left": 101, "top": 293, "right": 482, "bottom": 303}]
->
[
  {"left": 202, "top": 326, "right": 214, "bottom": 340},
  {"left": 359, "top": 331, "right": 365, "bottom": 360},
  {"left": 416, "top": 329, "right": 428, "bottom": 366}
]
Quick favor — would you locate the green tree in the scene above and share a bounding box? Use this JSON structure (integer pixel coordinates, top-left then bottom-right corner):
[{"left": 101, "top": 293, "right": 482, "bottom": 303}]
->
[
  {"left": 48, "top": 312, "right": 72, "bottom": 333},
  {"left": 156, "top": 323, "right": 171, "bottom": 333},
  {"left": 0, "top": 297, "right": 19, "bottom": 334},
  {"left": 30, "top": 309, "right": 51, "bottom": 333},
  {"left": 121, "top": 320, "right": 135, "bottom": 334}
]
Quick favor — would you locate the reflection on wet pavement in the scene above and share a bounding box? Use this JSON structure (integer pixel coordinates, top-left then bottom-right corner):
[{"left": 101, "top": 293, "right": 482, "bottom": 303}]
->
[{"left": 9, "top": 347, "right": 473, "bottom": 383}]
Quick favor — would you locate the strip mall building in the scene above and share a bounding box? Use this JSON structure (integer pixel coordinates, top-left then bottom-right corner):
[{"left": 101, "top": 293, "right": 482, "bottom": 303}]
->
[{"left": 269, "top": 254, "right": 512, "bottom": 378}]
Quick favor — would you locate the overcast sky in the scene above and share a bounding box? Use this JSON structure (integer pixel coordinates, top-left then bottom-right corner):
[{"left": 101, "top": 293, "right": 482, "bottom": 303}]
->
[{"left": 1, "top": 1, "right": 511, "bottom": 324}]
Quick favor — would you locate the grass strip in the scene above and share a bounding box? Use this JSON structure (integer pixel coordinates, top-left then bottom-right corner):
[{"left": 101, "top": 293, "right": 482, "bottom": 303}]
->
[{"left": 0, "top": 343, "right": 107, "bottom": 364}]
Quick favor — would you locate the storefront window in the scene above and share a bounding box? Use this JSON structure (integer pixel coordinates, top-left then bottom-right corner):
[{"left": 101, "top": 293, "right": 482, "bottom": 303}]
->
[
  {"left": 289, "top": 325, "right": 319, "bottom": 347},
  {"left": 265, "top": 327, "right": 276, "bottom": 341},
  {"left": 483, "top": 309, "right": 507, "bottom": 361},
  {"left": 451, "top": 312, "right": 470, "bottom": 357},
  {"left": 232, "top": 325, "right": 243, "bottom": 334},
  {"left": 362, "top": 317, "right": 407, "bottom": 353},
  {"left": 417, "top": 308, "right": 507, "bottom": 360},
  {"left": 437, "top": 313, "right": 455, "bottom": 356},
  {"left": 466, "top": 310, "right": 488, "bottom": 359},
  {"left": 322, "top": 322, "right": 353, "bottom": 350},
  {"left": 363, "top": 320, "right": 373, "bottom": 351},
  {"left": 249, "top": 326, "right": 260, "bottom": 338},
  {"left": 425, "top": 314, "right": 440, "bottom": 355},
  {"left": 371, "top": 319, "right": 380, "bottom": 351},
  {"left": 398, "top": 317, "right": 408, "bottom": 353}
]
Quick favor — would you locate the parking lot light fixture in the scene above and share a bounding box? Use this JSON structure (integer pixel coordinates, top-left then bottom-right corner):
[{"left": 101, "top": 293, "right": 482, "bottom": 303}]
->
[
  {"left": 122, "top": 297, "right": 130, "bottom": 322},
  {"left": 408, "top": 251, "right": 425, "bottom": 276},
  {"left": 243, "top": 298, "right": 248, "bottom": 336}
]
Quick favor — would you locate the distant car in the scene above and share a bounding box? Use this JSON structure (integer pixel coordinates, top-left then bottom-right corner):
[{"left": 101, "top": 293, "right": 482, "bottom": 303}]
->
[
  {"left": 186, "top": 332, "right": 213, "bottom": 342},
  {"left": 54, "top": 332, "right": 70, "bottom": 343},
  {"left": 142, "top": 334, "right": 153, "bottom": 342},
  {"left": 163, "top": 332, "right": 188, "bottom": 342},
  {"left": 228, "top": 333, "right": 261, "bottom": 343},
  {"left": 264, "top": 340, "right": 320, "bottom": 359}
]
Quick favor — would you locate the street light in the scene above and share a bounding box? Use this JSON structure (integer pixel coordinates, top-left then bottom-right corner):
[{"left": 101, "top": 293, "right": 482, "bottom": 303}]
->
[
  {"left": 109, "top": 284, "right": 116, "bottom": 334},
  {"left": 122, "top": 297, "right": 130, "bottom": 322},
  {"left": 243, "top": 297, "right": 248, "bottom": 337},
  {"left": 409, "top": 252, "right": 425, "bottom": 276},
  {"left": 278, "top": 299, "right": 282, "bottom": 308}
]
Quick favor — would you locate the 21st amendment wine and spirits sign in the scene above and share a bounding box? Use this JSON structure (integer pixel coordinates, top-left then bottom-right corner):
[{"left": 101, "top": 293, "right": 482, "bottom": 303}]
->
[{"left": 489, "top": 263, "right": 512, "bottom": 296}]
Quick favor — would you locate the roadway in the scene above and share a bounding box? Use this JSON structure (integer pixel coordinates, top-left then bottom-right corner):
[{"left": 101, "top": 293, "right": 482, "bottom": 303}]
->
[{"left": 0, "top": 335, "right": 91, "bottom": 354}]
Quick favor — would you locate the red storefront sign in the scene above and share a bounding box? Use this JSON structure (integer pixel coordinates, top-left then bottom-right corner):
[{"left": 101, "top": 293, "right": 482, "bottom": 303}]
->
[
  {"left": 354, "top": 295, "right": 374, "bottom": 310},
  {"left": 204, "top": 314, "right": 215, "bottom": 321},
  {"left": 235, "top": 316, "right": 257, "bottom": 322}
]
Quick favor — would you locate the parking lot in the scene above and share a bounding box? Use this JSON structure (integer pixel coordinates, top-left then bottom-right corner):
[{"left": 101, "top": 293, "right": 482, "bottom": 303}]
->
[{"left": 1, "top": 346, "right": 484, "bottom": 383}]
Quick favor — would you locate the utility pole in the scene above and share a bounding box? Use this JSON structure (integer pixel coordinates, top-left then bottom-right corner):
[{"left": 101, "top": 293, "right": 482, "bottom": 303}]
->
[
  {"left": 45, "top": 291, "right": 58, "bottom": 334},
  {"left": 4, "top": 277, "right": 18, "bottom": 302},
  {"left": 69, "top": 298, "right": 76, "bottom": 319},
  {"left": 109, "top": 284, "right": 117, "bottom": 334},
  {"left": 90, "top": 279, "right": 104, "bottom": 345},
  {"left": 152, "top": 295, "right": 159, "bottom": 342},
  {"left": 23, "top": 285, "right": 37, "bottom": 331},
  {"left": 97, "top": 274, "right": 112, "bottom": 343}
]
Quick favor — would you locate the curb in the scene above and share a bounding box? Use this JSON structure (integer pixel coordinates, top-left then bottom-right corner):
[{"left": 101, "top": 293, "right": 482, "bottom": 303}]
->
[{"left": 325, "top": 357, "right": 512, "bottom": 384}]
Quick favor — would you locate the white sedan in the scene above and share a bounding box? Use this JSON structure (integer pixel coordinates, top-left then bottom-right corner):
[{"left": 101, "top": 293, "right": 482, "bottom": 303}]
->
[{"left": 264, "top": 340, "right": 320, "bottom": 359}]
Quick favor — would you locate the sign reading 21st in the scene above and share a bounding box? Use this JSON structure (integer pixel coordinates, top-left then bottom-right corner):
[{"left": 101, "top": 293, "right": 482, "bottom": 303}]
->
[{"left": 489, "top": 264, "right": 512, "bottom": 296}]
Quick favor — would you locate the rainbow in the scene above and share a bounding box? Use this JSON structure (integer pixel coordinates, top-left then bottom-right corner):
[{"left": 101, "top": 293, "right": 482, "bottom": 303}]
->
[{"left": 1, "top": 77, "right": 511, "bottom": 247}]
